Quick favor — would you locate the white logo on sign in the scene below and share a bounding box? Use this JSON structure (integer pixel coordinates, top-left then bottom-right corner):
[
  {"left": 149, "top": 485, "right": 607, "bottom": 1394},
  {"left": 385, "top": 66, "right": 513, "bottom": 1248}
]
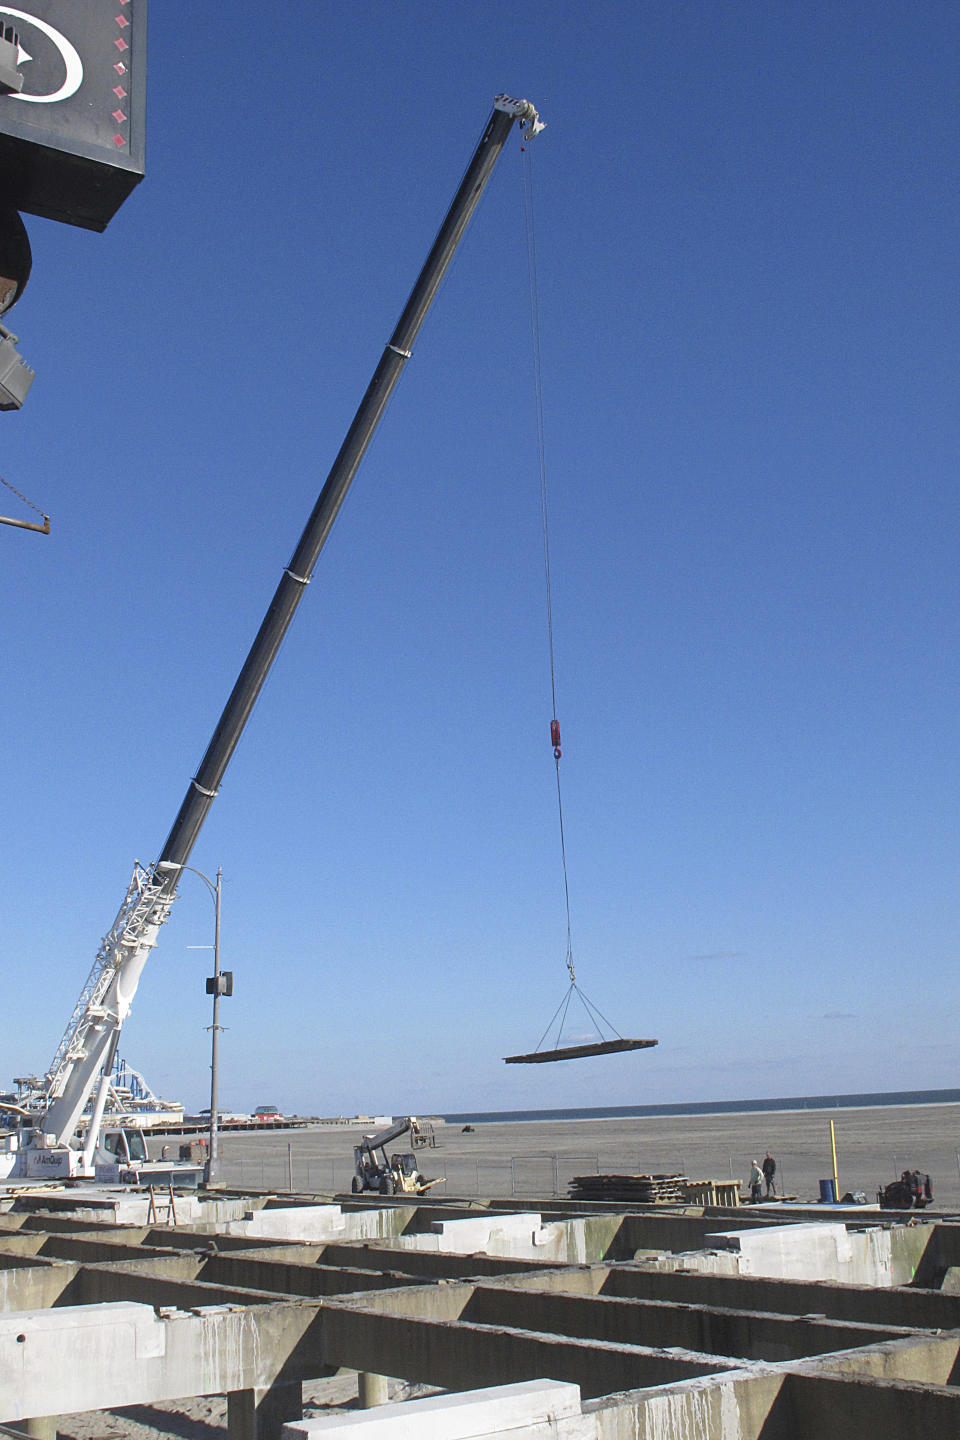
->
[{"left": 0, "top": 8, "right": 83, "bottom": 104}]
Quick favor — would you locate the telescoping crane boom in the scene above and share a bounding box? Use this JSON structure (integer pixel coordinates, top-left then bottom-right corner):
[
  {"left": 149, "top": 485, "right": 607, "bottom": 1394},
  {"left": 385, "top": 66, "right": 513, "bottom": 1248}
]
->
[{"left": 5, "top": 95, "right": 545, "bottom": 1180}]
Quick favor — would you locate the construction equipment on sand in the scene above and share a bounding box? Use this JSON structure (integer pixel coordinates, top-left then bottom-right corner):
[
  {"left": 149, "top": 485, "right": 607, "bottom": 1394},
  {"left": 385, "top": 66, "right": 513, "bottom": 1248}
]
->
[{"left": 352, "top": 1117, "right": 443, "bottom": 1196}]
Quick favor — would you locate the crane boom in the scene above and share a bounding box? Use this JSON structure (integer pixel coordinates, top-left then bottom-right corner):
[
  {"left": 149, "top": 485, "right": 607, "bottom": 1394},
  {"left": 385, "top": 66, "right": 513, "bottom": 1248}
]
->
[{"left": 31, "top": 95, "right": 544, "bottom": 1160}]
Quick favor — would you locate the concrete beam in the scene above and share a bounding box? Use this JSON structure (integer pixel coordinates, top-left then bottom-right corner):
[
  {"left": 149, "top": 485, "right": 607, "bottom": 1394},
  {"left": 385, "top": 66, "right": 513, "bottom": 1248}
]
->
[
  {"left": 273, "top": 1240, "right": 554, "bottom": 1281},
  {"left": 319, "top": 1301, "right": 741, "bottom": 1399},
  {"left": 458, "top": 1282, "right": 909, "bottom": 1363},
  {"left": 0, "top": 1300, "right": 325, "bottom": 1421},
  {"left": 587, "top": 1370, "right": 786, "bottom": 1440},
  {"left": 69, "top": 1260, "right": 296, "bottom": 1310},
  {"left": 199, "top": 1253, "right": 420, "bottom": 1299},
  {"left": 785, "top": 1371, "right": 960, "bottom": 1439},
  {"left": 605, "top": 1260, "right": 960, "bottom": 1330},
  {"left": 798, "top": 1332, "right": 960, "bottom": 1387},
  {"left": 0, "top": 1260, "right": 76, "bottom": 1313}
]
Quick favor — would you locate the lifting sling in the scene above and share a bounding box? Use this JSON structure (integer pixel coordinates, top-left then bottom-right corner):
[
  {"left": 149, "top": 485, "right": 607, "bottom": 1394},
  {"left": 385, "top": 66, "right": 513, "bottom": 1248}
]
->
[{"left": 504, "top": 139, "right": 656, "bottom": 1065}]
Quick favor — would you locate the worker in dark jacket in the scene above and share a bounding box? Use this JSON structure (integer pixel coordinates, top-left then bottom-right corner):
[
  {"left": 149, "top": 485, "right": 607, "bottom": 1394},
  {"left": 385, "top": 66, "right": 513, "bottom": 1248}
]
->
[{"left": 762, "top": 1152, "right": 776, "bottom": 1197}]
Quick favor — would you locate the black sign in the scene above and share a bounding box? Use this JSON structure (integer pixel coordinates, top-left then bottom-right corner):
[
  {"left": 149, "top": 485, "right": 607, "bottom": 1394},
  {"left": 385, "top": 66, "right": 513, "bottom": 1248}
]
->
[{"left": 0, "top": 1, "right": 145, "bottom": 231}]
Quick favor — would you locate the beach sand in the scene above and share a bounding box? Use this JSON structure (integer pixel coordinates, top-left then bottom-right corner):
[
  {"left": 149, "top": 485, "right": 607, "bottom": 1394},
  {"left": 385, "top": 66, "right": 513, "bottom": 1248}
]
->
[{"left": 205, "top": 1100, "right": 960, "bottom": 1206}]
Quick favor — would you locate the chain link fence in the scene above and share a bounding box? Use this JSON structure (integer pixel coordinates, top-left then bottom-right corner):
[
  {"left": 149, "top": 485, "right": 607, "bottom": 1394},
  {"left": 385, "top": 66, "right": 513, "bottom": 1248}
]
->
[
  {"left": 172, "top": 1113, "right": 960, "bottom": 1205},
  {"left": 224, "top": 1149, "right": 719, "bottom": 1199}
]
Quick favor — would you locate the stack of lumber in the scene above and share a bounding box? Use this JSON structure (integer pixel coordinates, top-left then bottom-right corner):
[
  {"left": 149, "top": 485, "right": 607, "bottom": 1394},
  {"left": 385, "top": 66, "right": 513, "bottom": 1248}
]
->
[
  {"left": 569, "top": 1173, "right": 687, "bottom": 1204},
  {"left": 683, "top": 1178, "right": 742, "bottom": 1207}
]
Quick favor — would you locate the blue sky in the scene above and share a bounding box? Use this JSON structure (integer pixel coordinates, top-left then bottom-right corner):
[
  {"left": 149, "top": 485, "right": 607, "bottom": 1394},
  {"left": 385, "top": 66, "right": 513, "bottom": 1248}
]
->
[{"left": 2, "top": 1, "right": 959, "bottom": 1116}]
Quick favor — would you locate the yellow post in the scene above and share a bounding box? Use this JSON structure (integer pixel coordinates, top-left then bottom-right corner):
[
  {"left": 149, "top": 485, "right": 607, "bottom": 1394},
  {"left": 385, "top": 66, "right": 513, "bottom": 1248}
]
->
[{"left": 830, "top": 1119, "right": 839, "bottom": 1200}]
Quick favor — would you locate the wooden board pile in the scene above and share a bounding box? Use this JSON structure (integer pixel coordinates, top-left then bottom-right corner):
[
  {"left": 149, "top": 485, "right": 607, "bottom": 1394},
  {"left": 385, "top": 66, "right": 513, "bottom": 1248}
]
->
[{"left": 569, "top": 1173, "right": 688, "bottom": 1204}]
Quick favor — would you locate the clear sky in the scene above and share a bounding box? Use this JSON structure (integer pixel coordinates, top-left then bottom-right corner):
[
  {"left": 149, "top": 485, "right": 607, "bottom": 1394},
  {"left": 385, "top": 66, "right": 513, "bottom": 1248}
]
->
[{"left": 2, "top": 1, "right": 959, "bottom": 1117}]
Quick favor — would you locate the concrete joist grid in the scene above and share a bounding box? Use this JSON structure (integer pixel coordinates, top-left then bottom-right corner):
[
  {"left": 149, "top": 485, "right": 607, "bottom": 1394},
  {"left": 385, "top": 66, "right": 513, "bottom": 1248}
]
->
[{"left": 0, "top": 1191, "right": 959, "bottom": 1437}]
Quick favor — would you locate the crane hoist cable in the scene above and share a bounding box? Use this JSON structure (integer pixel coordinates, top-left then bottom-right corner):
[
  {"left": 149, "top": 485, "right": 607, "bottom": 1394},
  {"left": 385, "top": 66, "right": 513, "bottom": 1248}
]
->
[
  {"left": 0, "top": 473, "right": 49, "bottom": 534},
  {"left": 504, "top": 140, "right": 657, "bottom": 1066}
]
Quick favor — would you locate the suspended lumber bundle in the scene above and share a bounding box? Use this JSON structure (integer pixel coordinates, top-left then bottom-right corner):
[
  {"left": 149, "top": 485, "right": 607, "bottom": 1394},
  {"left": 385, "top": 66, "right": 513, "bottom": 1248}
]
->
[{"left": 504, "top": 1037, "right": 658, "bottom": 1064}]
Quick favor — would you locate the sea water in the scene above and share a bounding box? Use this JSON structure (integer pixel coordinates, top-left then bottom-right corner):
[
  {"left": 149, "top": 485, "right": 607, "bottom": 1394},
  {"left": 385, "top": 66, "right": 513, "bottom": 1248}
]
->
[{"left": 442, "top": 1087, "right": 960, "bottom": 1126}]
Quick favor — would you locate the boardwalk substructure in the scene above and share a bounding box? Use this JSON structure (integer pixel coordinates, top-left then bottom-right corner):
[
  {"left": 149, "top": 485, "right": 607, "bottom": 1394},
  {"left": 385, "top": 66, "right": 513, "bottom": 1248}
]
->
[{"left": 1, "top": 1188, "right": 959, "bottom": 1437}]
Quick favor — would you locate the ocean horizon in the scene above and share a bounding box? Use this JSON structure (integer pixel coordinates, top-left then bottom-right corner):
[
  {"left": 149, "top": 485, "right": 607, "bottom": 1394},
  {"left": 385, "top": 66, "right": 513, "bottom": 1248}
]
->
[{"left": 441, "top": 1087, "right": 960, "bottom": 1126}]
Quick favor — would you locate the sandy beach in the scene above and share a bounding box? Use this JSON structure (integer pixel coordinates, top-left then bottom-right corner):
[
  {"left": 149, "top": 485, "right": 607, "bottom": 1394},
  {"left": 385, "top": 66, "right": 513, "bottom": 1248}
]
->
[{"left": 196, "top": 1100, "right": 960, "bottom": 1207}]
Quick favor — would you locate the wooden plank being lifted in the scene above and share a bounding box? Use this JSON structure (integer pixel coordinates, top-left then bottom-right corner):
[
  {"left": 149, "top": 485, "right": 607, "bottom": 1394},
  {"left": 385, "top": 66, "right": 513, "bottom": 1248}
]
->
[
  {"left": 0, "top": 512, "right": 49, "bottom": 533},
  {"left": 504, "top": 1038, "right": 659, "bottom": 1064}
]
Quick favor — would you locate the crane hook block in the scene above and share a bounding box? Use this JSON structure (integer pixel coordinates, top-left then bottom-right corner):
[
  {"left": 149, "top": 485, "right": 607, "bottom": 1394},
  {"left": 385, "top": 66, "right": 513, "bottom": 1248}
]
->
[{"left": 550, "top": 718, "right": 562, "bottom": 759}]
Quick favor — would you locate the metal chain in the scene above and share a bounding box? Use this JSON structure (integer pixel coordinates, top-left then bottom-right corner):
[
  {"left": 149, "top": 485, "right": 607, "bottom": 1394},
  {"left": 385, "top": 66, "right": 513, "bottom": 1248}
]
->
[{"left": 0, "top": 473, "right": 46, "bottom": 518}]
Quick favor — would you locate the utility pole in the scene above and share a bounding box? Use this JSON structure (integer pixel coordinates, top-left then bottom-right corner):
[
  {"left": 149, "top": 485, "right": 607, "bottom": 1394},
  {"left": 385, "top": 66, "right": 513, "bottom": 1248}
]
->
[
  {"left": 208, "top": 866, "right": 223, "bottom": 1185},
  {"left": 183, "top": 863, "right": 232, "bottom": 1186},
  {"left": 203, "top": 866, "right": 234, "bottom": 1186}
]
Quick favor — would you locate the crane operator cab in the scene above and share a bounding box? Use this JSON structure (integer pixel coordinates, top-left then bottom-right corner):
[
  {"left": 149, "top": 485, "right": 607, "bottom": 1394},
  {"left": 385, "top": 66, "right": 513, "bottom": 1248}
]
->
[
  {"left": 97, "top": 1125, "right": 148, "bottom": 1179},
  {"left": 90, "top": 1125, "right": 204, "bottom": 1188},
  {"left": 390, "top": 1153, "right": 422, "bottom": 1194},
  {"left": 352, "top": 1147, "right": 437, "bottom": 1196}
]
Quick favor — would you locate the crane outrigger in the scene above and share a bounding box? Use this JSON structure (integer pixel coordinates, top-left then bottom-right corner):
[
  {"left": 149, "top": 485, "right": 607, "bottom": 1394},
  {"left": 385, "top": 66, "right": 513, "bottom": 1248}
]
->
[{"left": 2, "top": 94, "right": 545, "bottom": 1182}]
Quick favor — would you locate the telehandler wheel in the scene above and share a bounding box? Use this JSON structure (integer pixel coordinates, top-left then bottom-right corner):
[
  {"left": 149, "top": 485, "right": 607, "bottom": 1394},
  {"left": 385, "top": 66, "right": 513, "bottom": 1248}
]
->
[{"left": 351, "top": 1176, "right": 362, "bottom": 1194}]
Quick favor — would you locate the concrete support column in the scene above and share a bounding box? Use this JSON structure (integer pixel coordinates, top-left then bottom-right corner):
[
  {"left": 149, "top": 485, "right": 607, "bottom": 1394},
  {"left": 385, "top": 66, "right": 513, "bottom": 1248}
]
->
[
  {"left": 24, "top": 1420, "right": 59, "bottom": 1439},
  {"left": 358, "top": 1371, "right": 390, "bottom": 1408},
  {"left": 227, "top": 1380, "right": 303, "bottom": 1439}
]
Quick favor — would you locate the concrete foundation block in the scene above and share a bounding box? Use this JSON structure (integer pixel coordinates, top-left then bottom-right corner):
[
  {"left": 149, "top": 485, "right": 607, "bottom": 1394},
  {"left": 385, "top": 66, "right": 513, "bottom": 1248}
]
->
[
  {"left": 281, "top": 1378, "right": 582, "bottom": 1436},
  {"left": 229, "top": 1380, "right": 304, "bottom": 1439},
  {"left": 225, "top": 1207, "right": 347, "bottom": 1243},
  {"left": 706, "top": 1222, "right": 864, "bottom": 1282}
]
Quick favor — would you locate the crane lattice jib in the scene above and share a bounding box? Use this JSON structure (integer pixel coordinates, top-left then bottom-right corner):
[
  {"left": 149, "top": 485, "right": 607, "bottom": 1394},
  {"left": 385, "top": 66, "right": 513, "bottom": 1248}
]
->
[{"left": 43, "top": 863, "right": 173, "bottom": 1102}]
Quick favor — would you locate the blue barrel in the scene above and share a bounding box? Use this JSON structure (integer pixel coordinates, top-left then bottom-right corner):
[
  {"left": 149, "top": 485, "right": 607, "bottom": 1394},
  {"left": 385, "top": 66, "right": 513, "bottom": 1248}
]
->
[{"left": 819, "top": 1178, "right": 837, "bottom": 1203}]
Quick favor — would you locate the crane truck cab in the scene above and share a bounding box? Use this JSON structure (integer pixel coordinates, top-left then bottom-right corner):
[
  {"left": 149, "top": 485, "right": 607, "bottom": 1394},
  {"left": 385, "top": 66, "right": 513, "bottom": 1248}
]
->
[
  {"left": 0, "top": 1112, "right": 202, "bottom": 1187},
  {"left": 96, "top": 1124, "right": 149, "bottom": 1181},
  {"left": 0, "top": 1121, "right": 146, "bottom": 1181}
]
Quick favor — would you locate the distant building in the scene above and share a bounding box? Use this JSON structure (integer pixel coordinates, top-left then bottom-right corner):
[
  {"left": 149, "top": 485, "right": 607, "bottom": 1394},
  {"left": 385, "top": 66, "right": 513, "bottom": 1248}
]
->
[{"left": 253, "top": 1104, "right": 282, "bottom": 1122}]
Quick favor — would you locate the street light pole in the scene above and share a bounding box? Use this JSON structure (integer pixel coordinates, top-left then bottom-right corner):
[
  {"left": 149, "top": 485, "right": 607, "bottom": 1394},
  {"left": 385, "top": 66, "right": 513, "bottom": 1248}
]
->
[
  {"left": 178, "top": 862, "right": 231, "bottom": 1187},
  {"left": 209, "top": 866, "right": 223, "bottom": 1186}
]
